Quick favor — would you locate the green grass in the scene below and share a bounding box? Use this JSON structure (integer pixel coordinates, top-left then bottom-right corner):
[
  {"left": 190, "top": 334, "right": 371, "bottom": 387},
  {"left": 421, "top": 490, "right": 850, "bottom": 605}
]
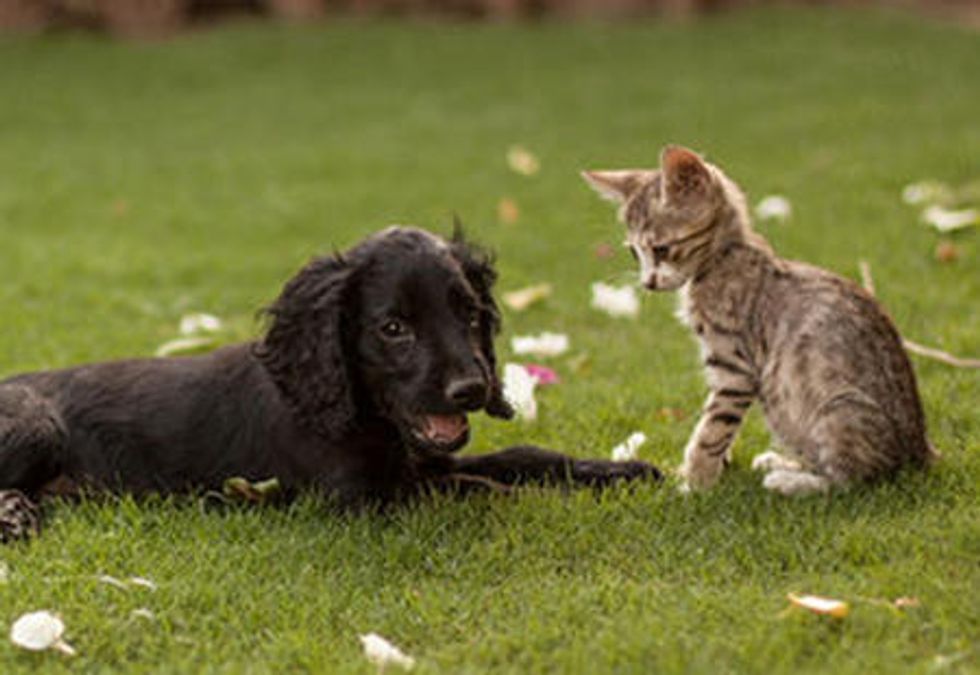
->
[{"left": 0, "top": 7, "right": 978, "bottom": 673}]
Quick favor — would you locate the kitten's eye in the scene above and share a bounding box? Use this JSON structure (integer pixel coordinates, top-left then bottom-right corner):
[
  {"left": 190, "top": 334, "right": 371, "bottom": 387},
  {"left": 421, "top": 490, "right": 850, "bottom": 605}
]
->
[
  {"left": 380, "top": 319, "right": 411, "bottom": 340},
  {"left": 652, "top": 245, "right": 669, "bottom": 262}
]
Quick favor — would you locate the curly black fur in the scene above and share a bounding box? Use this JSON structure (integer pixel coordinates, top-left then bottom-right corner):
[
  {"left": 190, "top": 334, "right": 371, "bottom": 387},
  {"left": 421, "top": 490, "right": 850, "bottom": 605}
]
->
[
  {"left": 0, "top": 226, "right": 660, "bottom": 539},
  {"left": 254, "top": 254, "right": 358, "bottom": 440}
]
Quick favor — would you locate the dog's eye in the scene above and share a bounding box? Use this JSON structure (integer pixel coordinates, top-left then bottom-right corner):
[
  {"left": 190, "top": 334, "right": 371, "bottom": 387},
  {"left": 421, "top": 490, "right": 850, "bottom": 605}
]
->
[
  {"left": 468, "top": 310, "right": 481, "bottom": 330},
  {"left": 380, "top": 319, "right": 410, "bottom": 340}
]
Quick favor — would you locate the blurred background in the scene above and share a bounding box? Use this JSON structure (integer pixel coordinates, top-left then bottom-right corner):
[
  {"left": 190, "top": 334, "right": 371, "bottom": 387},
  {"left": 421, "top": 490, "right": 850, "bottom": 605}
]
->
[{"left": 1, "top": 0, "right": 977, "bottom": 38}]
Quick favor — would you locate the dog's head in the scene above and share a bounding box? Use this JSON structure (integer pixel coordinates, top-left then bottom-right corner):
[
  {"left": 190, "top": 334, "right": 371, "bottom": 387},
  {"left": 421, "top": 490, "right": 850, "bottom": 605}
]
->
[{"left": 257, "top": 225, "right": 514, "bottom": 455}]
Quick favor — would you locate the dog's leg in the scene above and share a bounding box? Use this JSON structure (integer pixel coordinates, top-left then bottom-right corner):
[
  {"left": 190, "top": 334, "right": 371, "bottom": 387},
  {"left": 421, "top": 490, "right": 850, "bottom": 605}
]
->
[
  {"left": 450, "top": 446, "right": 662, "bottom": 488},
  {"left": 427, "top": 473, "right": 514, "bottom": 497},
  {"left": 0, "top": 385, "right": 67, "bottom": 489},
  {"left": 0, "top": 385, "right": 67, "bottom": 541},
  {"left": 0, "top": 490, "right": 42, "bottom": 542}
]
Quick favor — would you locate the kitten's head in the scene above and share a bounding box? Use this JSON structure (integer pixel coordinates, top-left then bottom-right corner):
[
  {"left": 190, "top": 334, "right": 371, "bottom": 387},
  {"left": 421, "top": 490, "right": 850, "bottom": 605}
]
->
[{"left": 582, "top": 145, "right": 752, "bottom": 291}]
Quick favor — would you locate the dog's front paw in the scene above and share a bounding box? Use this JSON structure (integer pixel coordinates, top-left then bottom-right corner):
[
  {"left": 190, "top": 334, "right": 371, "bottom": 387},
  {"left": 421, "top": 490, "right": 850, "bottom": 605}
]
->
[
  {"left": 0, "top": 490, "right": 41, "bottom": 544},
  {"left": 574, "top": 460, "right": 663, "bottom": 487}
]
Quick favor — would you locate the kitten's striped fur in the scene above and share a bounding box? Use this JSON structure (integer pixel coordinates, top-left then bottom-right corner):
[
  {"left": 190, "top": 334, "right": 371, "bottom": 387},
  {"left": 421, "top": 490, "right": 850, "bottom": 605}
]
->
[{"left": 583, "top": 146, "right": 935, "bottom": 495}]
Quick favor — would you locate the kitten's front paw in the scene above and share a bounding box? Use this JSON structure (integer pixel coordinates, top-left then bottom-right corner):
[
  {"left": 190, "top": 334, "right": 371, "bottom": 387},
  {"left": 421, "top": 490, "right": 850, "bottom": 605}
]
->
[{"left": 678, "top": 455, "right": 723, "bottom": 492}]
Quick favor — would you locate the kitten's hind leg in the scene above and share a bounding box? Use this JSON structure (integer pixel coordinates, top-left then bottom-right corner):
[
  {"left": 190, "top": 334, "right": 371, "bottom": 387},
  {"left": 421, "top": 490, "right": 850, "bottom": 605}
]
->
[
  {"left": 785, "top": 394, "right": 915, "bottom": 495},
  {"left": 762, "top": 469, "right": 831, "bottom": 497},
  {"left": 754, "top": 445, "right": 832, "bottom": 495}
]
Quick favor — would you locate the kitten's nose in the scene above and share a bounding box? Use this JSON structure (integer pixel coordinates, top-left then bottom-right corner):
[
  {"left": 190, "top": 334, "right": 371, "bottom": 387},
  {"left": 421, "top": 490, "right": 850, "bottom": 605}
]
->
[{"left": 445, "top": 377, "right": 488, "bottom": 411}]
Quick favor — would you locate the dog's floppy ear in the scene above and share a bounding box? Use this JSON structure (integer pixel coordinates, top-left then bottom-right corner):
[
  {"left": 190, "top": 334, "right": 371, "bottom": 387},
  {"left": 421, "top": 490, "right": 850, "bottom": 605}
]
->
[
  {"left": 449, "top": 223, "right": 515, "bottom": 420},
  {"left": 256, "top": 254, "right": 357, "bottom": 438}
]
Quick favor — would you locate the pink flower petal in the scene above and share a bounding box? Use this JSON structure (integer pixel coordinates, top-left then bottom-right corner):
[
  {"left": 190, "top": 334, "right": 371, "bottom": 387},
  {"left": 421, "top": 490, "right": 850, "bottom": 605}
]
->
[{"left": 523, "top": 364, "right": 560, "bottom": 386}]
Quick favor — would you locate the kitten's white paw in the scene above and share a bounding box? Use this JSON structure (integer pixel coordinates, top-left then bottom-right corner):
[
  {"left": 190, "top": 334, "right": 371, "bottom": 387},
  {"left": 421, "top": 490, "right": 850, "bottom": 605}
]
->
[
  {"left": 762, "top": 469, "right": 830, "bottom": 496},
  {"left": 678, "top": 456, "right": 723, "bottom": 491},
  {"left": 751, "top": 451, "right": 801, "bottom": 473}
]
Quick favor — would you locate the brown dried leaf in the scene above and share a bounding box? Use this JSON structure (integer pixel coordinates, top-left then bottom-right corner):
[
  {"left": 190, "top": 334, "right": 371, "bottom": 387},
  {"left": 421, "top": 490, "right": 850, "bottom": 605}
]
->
[
  {"left": 934, "top": 240, "right": 960, "bottom": 263},
  {"left": 503, "top": 284, "right": 552, "bottom": 312},
  {"left": 594, "top": 243, "right": 615, "bottom": 260},
  {"left": 497, "top": 197, "right": 520, "bottom": 224},
  {"left": 111, "top": 199, "right": 130, "bottom": 218},
  {"left": 656, "top": 407, "right": 687, "bottom": 422}
]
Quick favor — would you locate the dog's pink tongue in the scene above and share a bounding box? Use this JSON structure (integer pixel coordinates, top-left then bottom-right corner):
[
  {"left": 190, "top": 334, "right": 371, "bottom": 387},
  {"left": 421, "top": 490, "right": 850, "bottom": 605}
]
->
[{"left": 425, "top": 414, "right": 468, "bottom": 441}]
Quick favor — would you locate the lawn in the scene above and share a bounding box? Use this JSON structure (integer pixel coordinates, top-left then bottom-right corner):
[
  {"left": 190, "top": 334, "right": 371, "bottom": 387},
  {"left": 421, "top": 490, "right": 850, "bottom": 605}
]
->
[{"left": 0, "top": 7, "right": 978, "bottom": 673}]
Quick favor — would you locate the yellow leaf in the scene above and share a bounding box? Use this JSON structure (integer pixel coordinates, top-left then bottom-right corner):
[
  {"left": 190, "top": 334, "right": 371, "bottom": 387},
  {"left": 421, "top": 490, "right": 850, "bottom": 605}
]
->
[
  {"left": 502, "top": 283, "right": 552, "bottom": 311},
  {"left": 788, "top": 593, "right": 850, "bottom": 618},
  {"left": 506, "top": 145, "right": 540, "bottom": 176},
  {"left": 497, "top": 197, "right": 520, "bottom": 224}
]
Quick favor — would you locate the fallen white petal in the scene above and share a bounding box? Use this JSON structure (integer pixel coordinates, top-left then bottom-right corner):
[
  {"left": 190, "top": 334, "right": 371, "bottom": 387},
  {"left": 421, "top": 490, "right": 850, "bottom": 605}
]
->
[
  {"left": 787, "top": 593, "right": 850, "bottom": 618},
  {"left": 511, "top": 332, "right": 569, "bottom": 358},
  {"left": 502, "top": 363, "right": 538, "bottom": 421},
  {"left": 128, "top": 577, "right": 157, "bottom": 591},
  {"left": 921, "top": 205, "right": 979, "bottom": 233},
  {"left": 506, "top": 145, "right": 540, "bottom": 176},
  {"left": 10, "top": 611, "right": 75, "bottom": 655},
  {"left": 755, "top": 195, "right": 792, "bottom": 222},
  {"left": 901, "top": 180, "right": 952, "bottom": 206},
  {"left": 0, "top": 561, "right": 9, "bottom": 584},
  {"left": 359, "top": 633, "right": 415, "bottom": 670},
  {"left": 590, "top": 282, "right": 639, "bottom": 318},
  {"left": 131, "top": 608, "right": 156, "bottom": 621},
  {"left": 97, "top": 574, "right": 129, "bottom": 590},
  {"left": 179, "top": 312, "right": 223, "bottom": 336},
  {"left": 933, "top": 651, "right": 970, "bottom": 669},
  {"left": 155, "top": 336, "right": 217, "bottom": 357},
  {"left": 611, "top": 431, "right": 647, "bottom": 462}
]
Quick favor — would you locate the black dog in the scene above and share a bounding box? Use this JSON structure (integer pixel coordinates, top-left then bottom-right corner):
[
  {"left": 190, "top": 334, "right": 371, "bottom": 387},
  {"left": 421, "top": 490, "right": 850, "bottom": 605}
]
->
[{"left": 0, "top": 227, "right": 659, "bottom": 540}]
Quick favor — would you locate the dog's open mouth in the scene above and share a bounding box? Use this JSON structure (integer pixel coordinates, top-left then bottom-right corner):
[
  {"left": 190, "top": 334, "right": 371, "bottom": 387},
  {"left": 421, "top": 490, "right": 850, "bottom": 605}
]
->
[{"left": 411, "top": 414, "right": 470, "bottom": 452}]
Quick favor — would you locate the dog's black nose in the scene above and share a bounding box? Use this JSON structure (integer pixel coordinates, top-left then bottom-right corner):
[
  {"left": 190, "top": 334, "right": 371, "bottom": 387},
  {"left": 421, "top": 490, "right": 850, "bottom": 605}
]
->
[{"left": 445, "top": 377, "right": 487, "bottom": 410}]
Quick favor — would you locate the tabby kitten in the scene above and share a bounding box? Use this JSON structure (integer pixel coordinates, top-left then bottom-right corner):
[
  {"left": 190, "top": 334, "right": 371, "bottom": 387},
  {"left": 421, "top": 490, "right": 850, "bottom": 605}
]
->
[{"left": 583, "top": 146, "right": 935, "bottom": 495}]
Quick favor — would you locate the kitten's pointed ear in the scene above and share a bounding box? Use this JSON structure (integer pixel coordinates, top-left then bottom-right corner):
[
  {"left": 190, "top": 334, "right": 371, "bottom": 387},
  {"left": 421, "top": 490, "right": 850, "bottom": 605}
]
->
[
  {"left": 661, "top": 145, "right": 712, "bottom": 201},
  {"left": 581, "top": 170, "right": 647, "bottom": 205}
]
